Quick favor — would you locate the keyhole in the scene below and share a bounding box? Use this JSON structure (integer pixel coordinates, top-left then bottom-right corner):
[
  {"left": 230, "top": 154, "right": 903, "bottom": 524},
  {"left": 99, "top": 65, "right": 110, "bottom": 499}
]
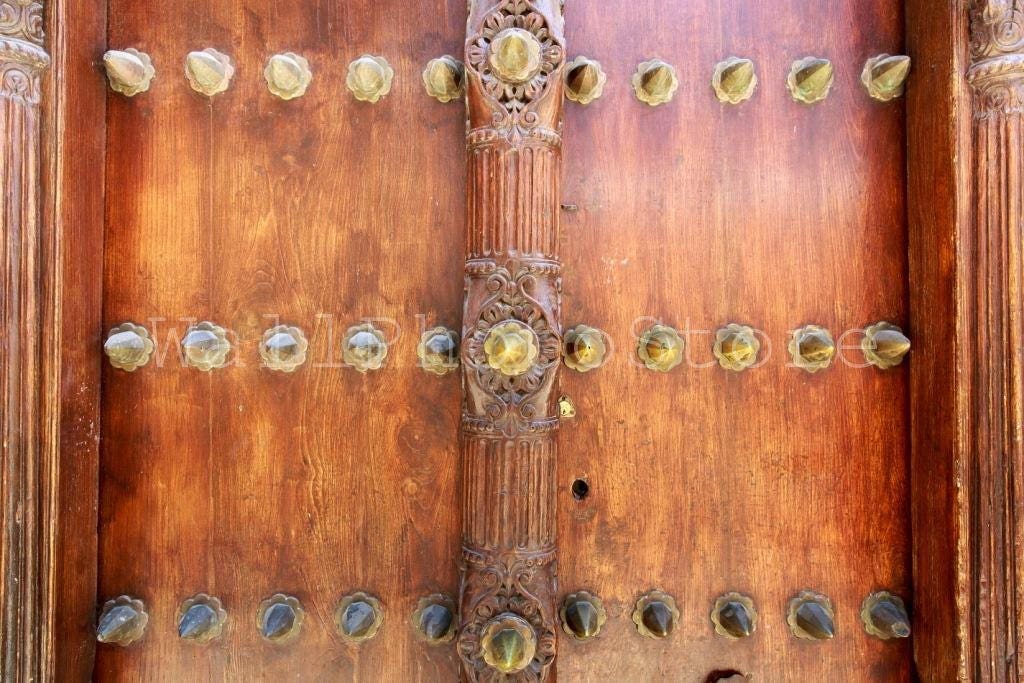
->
[{"left": 571, "top": 479, "right": 590, "bottom": 501}]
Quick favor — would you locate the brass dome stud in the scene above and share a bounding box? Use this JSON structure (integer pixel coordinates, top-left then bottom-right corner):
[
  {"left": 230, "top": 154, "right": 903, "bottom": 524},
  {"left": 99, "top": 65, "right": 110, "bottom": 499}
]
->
[
  {"left": 713, "top": 323, "right": 760, "bottom": 372},
  {"left": 103, "top": 48, "right": 156, "bottom": 97},
  {"left": 185, "top": 48, "right": 234, "bottom": 97},
  {"left": 335, "top": 592, "right": 385, "bottom": 643},
  {"left": 480, "top": 613, "right": 537, "bottom": 674},
  {"left": 411, "top": 594, "right": 457, "bottom": 645},
  {"left": 422, "top": 55, "right": 465, "bottom": 103},
  {"left": 787, "top": 590, "right": 836, "bottom": 641},
  {"left": 565, "top": 56, "right": 607, "bottom": 105},
  {"left": 484, "top": 320, "right": 539, "bottom": 377},
  {"left": 788, "top": 324, "right": 836, "bottom": 373},
  {"left": 346, "top": 54, "right": 394, "bottom": 103},
  {"left": 632, "top": 59, "right": 679, "bottom": 106},
  {"left": 862, "top": 54, "right": 911, "bottom": 102},
  {"left": 560, "top": 591, "right": 607, "bottom": 641},
  {"left": 488, "top": 28, "right": 542, "bottom": 84},
  {"left": 860, "top": 591, "right": 911, "bottom": 640},
  {"left": 342, "top": 322, "right": 388, "bottom": 373},
  {"left": 104, "top": 322, "right": 155, "bottom": 372},
  {"left": 260, "top": 324, "right": 308, "bottom": 372},
  {"left": 711, "top": 592, "right": 757, "bottom": 640},
  {"left": 563, "top": 324, "right": 606, "bottom": 373},
  {"left": 637, "top": 324, "right": 684, "bottom": 373},
  {"left": 264, "top": 52, "right": 312, "bottom": 100},
  {"left": 96, "top": 595, "right": 149, "bottom": 646},
  {"left": 633, "top": 590, "right": 680, "bottom": 639},
  {"left": 862, "top": 321, "right": 911, "bottom": 369},
  {"left": 712, "top": 57, "right": 757, "bottom": 105},
  {"left": 257, "top": 594, "right": 303, "bottom": 644},
  {"left": 181, "top": 321, "right": 231, "bottom": 371},
  {"left": 418, "top": 327, "right": 460, "bottom": 376},
  {"left": 177, "top": 593, "right": 227, "bottom": 644},
  {"left": 787, "top": 57, "right": 834, "bottom": 104}
]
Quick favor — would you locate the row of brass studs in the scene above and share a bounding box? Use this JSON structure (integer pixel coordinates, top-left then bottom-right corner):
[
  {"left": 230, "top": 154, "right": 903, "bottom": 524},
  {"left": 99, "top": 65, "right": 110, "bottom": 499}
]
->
[
  {"left": 562, "top": 590, "right": 910, "bottom": 643},
  {"left": 96, "top": 592, "right": 456, "bottom": 647},
  {"left": 103, "top": 48, "right": 464, "bottom": 103}
]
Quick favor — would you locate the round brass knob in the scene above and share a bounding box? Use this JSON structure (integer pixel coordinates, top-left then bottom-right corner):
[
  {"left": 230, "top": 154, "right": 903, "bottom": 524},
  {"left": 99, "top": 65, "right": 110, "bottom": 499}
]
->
[
  {"left": 484, "top": 320, "right": 539, "bottom": 377},
  {"left": 633, "top": 590, "right": 679, "bottom": 639},
  {"left": 411, "top": 594, "right": 456, "bottom": 645},
  {"left": 185, "top": 48, "right": 234, "bottom": 97},
  {"left": 712, "top": 57, "right": 757, "bottom": 105},
  {"left": 632, "top": 59, "right": 679, "bottom": 106},
  {"left": 177, "top": 593, "right": 227, "bottom": 644},
  {"left": 260, "top": 325, "right": 308, "bottom": 372},
  {"left": 264, "top": 52, "right": 312, "bottom": 100},
  {"left": 257, "top": 593, "right": 303, "bottom": 644},
  {"left": 713, "top": 323, "right": 760, "bottom": 372},
  {"left": 788, "top": 57, "right": 834, "bottom": 104},
  {"left": 182, "top": 321, "right": 231, "bottom": 371},
  {"left": 711, "top": 592, "right": 757, "bottom": 639},
  {"left": 860, "top": 591, "right": 911, "bottom": 640},
  {"left": 423, "top": 55, "right": 465, "bottom": 103},
  {"left": 563, "top": 324, "right": 606, "bottom": 373},
  {"left": 343, "top": 322, "right": 388, "bottom": 373},
  {"left": 480, "top": 613, "right": 537, "bottom": 674},
  {"left": 336, "top": 591, "right": 385, "bottom": 643},
  {"left": 104, "top": 322, "right": 155, "bottom": 372},
  {"left": 346, "top": 54, "right": 394, "bottom": 103},
  {"left": 788, "top": 324, "right": 835, "bottom": 373},
  {"left": 96, "top": 595, "right": 149, "bottom": 646},
  {"left": 787, "top": 590, "right": 835, "bottom": 641},
  {"left": 103, "top": 48, "right": 155, "bottom": 97},
  {"left": 565, "top": 57, "right": 607, "bottom": 105},
  {"left": 488, "top": 28, "right": 542, "bottom": 84},
  {"left": 862, "top": 321, "right": 910, "bottom": 369},
  {"left": 862, "top": 54, "right": 911, "bottom": 102},
  {"left": 637, "top": 324, "right": 684, "bottom": 372},
  {"left": 418, "top": 327, "right": 460, "bottom": 376},
  {"left": 560, "top": 591, "right": 607, "bottom": 641}
]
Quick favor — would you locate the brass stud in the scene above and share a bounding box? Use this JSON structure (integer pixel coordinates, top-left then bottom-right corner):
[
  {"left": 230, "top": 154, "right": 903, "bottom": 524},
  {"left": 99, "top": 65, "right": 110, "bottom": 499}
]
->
[
  {"left": 335, "top": 591, "right": 385, "bottom": 643},
  {"left": 633, "top": 590, "right": 680, "bottom": 639},
  {"left": 264, "top": 52, "right": 312, "bottom": 100},
  {"left": 787, "top": 590, "right": 836, "bottom": 641},
  {"left": 637, "top": 324, "right": 684, "bottom": 373},
  {"left": 422, "top": 55, "right": 465, "bottom": 103},
  {"left": 560, "top": 591, "right": 607, "bottom": 641},
  {"left": 713, "top": 323, "right": 760, "bottom": 372},
  {"left": 177, "top": 593, "right": 227, "bottom": 644},
  {"left": 480, "top": 612, "right": 537, "bottom": 673},
  {"left": 558, "top": 395, "right": 576, "bottom": 419},
  {"left": 260, "top": 324, "right": 308, "bottom": 373},
  {"left": 96, "top": 595, "right": 149, "bottom": 646},
  {"left": 862, "top": 321, "right": 911, "bottom": 369},
  {"left": 185, "top": 48, "right": 234, "bottom": 97},
  {"left": 104, "top": 322, "right": 155, "bottom": 372},
  {"left": 103, "top": 49, "right": 155, "bottom": 97},
  {"left": 565, "top": 56, "right": 607, "bottom": 105},
  {"left": 862, "top": 54, "right": 911, "bottom": 102},
  {"left": 418, "top": 327, "right": 460, "bottom": 376},
  {"left": 788, "top": 325, "right": 835, "bottom": 373},
  {"left": 484, "top": 320, "right": 539, "bottom": 377},
  {"left": 787, "top": 57, "right": 834, "bottom": 104},
  {"left": 346, "top": 54, "right": 394, "bottom": 103},
  {"left": 411, "top": 594, "right": 456, "bottom": 645},
  {"left": 563, "top": 324, "right": 606, "bottom": 373},
  {"left": 712, "top": 57, "right": 757, "bottom": 104},
  {"left": 632, "top": 59, "right": 679, "bottom": 106},
  {"left": 711, "top": 592, "right": 757, "bottom": 640},
  {"left": 257, "top": 594, "right": 303, "bottom": 643},
  {"left": 182, "top": 321, "right": 231, "bottom": 371},
  {"left": 861, "top": 591, "right": 911, "bottom": 640},
  {"left": 488, "top": 28, "right": 542, "bottom": 84},
  {"left": 342, "top": 322, "right": 388, "bottom": 373}
]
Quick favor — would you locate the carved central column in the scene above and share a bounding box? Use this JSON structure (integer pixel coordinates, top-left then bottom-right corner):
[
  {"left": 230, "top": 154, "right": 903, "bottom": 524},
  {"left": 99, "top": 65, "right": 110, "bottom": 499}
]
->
[{"left": 458, "top": 1, "right": 565, "bottom": 680}]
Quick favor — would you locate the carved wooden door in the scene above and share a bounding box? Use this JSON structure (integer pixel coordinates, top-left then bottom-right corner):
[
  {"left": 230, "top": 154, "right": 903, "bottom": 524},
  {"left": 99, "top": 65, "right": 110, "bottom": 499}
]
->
[{"left": 87, "top": 0, "right": 914, "bottom": 680}]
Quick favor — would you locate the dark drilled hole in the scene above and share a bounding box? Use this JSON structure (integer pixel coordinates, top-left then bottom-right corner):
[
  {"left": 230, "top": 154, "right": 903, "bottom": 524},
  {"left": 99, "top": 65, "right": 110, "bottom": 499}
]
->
[
  {"left": 571, "top": 479, "right": 590, "bottom": 501},
  {"left": 705, "top": 671, "right": 746, "bottom": 683}
]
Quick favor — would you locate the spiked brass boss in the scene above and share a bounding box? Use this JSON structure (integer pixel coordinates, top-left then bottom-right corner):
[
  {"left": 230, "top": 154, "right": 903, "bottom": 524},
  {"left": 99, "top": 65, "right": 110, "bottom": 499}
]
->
[
  {"left": 96, "top": 595, "right": 149, "bottom": 646},
  {"left": 484, "top": 320, "right": 539, "bottom": 377},
  {"left": 638, "top": 324, "right": 684, "bottom": 372},
  {"left": 480, "top": 613, "right": 537, "bottom": 673},
  {"left": 488, "top": 28, "right": 543, "bottom": 83}
]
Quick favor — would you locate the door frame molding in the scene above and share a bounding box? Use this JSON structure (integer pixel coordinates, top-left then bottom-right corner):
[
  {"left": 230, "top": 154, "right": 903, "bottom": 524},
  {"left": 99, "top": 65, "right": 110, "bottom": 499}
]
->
[{"left": 0, "top": 0, "right": 1013, "bottom": 679}]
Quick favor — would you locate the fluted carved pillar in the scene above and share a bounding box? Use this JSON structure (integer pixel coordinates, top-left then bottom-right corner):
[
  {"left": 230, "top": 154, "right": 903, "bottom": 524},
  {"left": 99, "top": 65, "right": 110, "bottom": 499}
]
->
[
  {"left": 967, "top": 2, "right": 1024, "bottom": 679},
  {"left": 458, "top": 1, "right": 565, "bottom": 680},
  {"left": 0, "top": 1, "right": 49, "bottom": 680}
]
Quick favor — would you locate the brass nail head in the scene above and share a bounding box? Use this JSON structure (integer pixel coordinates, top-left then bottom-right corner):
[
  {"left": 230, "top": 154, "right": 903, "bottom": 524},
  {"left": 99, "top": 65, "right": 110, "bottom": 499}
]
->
[
  {"left": 104, "top": 322, "right": 154, "bottom": 371},
  {"left": 563, "top": 324, "right": 606, "bottom": 372},
  {"left": 565, "top": 56, "right": 607, "bottom": 105},
  {"left": 713, "top": 57, "right": 757, "bottom": 104},
  {"left": 633, "top": 590, "right": 679, "bottom": 639},
  {"left": 560, "top": 591, "right": 607, "bottom": 640},
  {"left": 347, "top": 54, "right": 394, "bottom": 103},
  {"left": 177, "top": 594, "right": 227, "bottom": 644},
  {"left": 336, "top": 592, "right": 385, "bottom": 643},
  {"left": 182, "top": 321, "right": 231, "bottom": 371},
  {"left": 480, "top": 613, "right": 536, "bottom": 673},
  {"left": 788, "top": 57, "right": 834, "bottom": 104},
  {"left": 862, "top": 54, "right": 911, "bottom": 101},
  {"left": 422, "top": 55, "right": 465, "bottom": 103},
  {"left": 862, "top": 321, "right": 911, "bottom": 369},
  {"left": 638, "top": 324, "right": 684, "bottom": 372},
  {"left": 103, "top": 49, "right": 155, "bottom": 96},
  {"left": 787, "top": 590, "right": 836, "bottom": 641},
  {"left": 861, "top": 591, "right": 911, "bottom": 640},
  {"left": 711, "top": 592, "right": 758, "bottom": 639},
  {"left": 265, "top": 53, "right": 312, "bottom": 100},
  {"left": 411, "top": 594, "right": 457, "bottom": 645},
  {"left": 789, "top": 324, "right": 836, "bottom": 373},
  {"left": 418, "top": 327, "right": 460, "bottom": 376},
  {"left": 260, "top": 325, "right": 308, "bottom": 372},
  {"left": 633, "top": 59, "right": 679, "bottom": 106},
  {"left": 484, "top": 320, "right": 539, "bottom": 377},
  {"left": 343, "top": 322, "right": 389, "bottom": 373},
  {"left": 185, "top": 48, "right": 234, "bottom": 96},
  {"left": 488, "top": 28, "right": 542, "bottom": 84},
  {"left": 97, "top": 595, "right": 149, "bottom": 646},
  {"left": 257, "top": 594, "right": 303, "bottom": 643},
  {"left": 714, "top": 323, "right": 760, "bottom": 372}
]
